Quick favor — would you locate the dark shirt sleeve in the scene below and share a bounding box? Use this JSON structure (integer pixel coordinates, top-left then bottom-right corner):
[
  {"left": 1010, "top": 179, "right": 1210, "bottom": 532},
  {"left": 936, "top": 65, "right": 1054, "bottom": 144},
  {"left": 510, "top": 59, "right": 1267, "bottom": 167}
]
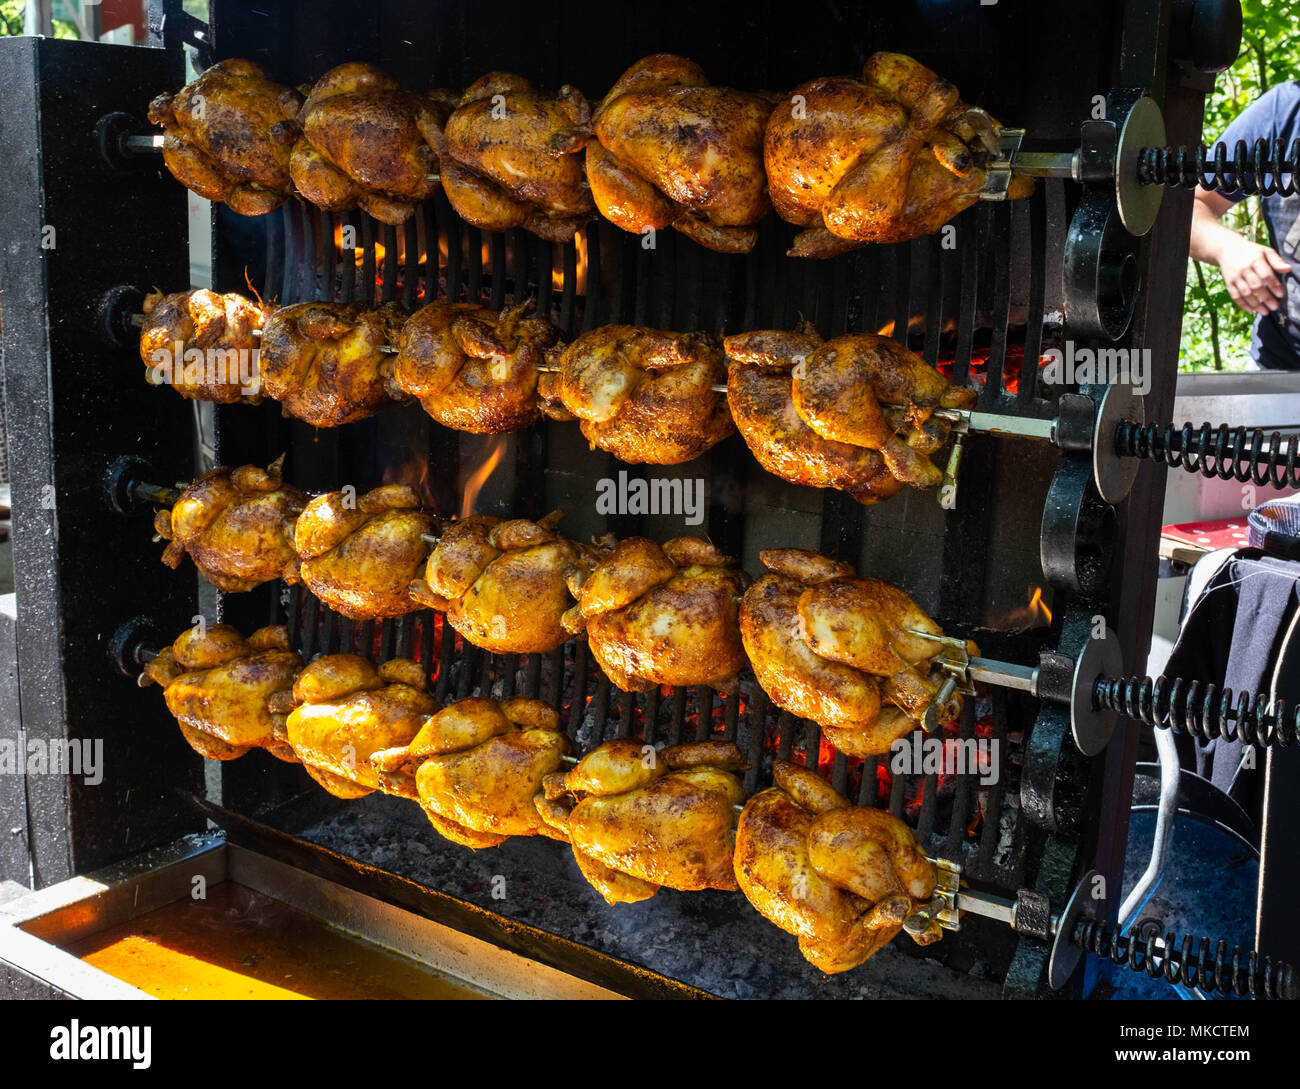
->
[{"left": 1217, "top": 85, "right": 1287, "bottom": 205}]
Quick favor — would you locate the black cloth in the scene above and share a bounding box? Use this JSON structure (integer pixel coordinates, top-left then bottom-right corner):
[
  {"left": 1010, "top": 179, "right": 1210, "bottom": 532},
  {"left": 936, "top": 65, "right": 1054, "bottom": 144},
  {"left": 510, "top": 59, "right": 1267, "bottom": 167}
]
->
[
  {"left": 1219, "top": 81, "right": 1300, "bottom": 370},
  {"left": 1163, "top": 551, "right": 1300, "bottom": 804}
]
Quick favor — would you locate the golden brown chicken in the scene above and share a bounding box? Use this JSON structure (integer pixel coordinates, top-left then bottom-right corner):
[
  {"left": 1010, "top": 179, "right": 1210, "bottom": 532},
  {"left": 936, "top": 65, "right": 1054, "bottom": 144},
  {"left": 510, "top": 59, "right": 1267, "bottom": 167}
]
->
[
  {"left": 286, "top": 484, "right": 437, "bottom": 620},
  {"left": 734, "top": 760, "right": 940, "bottom": 973},
  {"left": 740, "top": 549, "right": 961, "bottom": 757},
  {"left": 535, "top": 739, "right": 746, "bottom": 903},
  {"left": 562, "top": 537, "right": 749, "bottom": 693},
  {"left": 259, "top": 301, "right": 406, "bottom": 427},
  {"left": 434, "top": 73, "right": 595, "bottom": 242},
  {"left": 139, "top": 288, "right": 270, "bottom": 403},
  {"left": 587, "top": 55, "right": 774, "bottom": 254},
  {"left": 274, "top": 63, "right": 453, "bottom": 225},
  {"left": 269, "top": 654, "right": 437, "bottom": 798},
  {"left": 409, "top": 511, "right": 607, "bottom": 653},
  {"left": 142, "top": 623, "right": 301, "bottom": 762},
  {"left": 384, "top": 300, "right": 559, "bottom": 433},
  {"left": 724, "top": 323, "right": 976, "bottom": 499},
  {"left": 372, "top": 697, "right": 571, "bottom": 848},
  {"left": 538, "top": 326, "right": 734, "bottom": 464},
  {"left": 765, "top": 52, "right": 1033, "bottom": 257},
  {"left": 148, "top": 59, "right": 302, "bottom": 216},
  {"left": 154, "top": 456, "right": 306, "bottom": 593}
]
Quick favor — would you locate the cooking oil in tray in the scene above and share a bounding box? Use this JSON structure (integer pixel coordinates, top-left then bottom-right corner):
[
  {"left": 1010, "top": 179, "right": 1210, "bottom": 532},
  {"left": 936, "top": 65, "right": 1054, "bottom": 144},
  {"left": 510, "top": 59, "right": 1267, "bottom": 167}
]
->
[{"left": 63, "top": 882, "right": 491, "bottom": 1000}]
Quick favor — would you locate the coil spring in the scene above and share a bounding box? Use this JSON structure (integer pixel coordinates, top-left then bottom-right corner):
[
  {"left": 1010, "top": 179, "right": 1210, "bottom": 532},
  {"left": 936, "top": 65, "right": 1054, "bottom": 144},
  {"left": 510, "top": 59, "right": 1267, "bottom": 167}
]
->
[
  {"left": 1114, "top": 420, "right": 1300, "bottom": 489},
  {"left": 1094, "top": 674, "right": 1300, "bottom": 747},
  {"left": 1138, "top": 138, "right": 1300, "bottom": 196},
  {"left": 1072, "top": 918, "right": 1296, "bottom": 999}
]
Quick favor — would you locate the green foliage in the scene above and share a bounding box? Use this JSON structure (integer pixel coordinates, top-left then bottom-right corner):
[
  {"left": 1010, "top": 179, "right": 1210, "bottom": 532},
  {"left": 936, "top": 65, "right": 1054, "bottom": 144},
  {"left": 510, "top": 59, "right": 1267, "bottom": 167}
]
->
[
  {"left": 0, "top": 0, "right": 24, "bottom": 36},
  {"left": 1180, "top": 0, "right": 1300, "bottom": 371}
]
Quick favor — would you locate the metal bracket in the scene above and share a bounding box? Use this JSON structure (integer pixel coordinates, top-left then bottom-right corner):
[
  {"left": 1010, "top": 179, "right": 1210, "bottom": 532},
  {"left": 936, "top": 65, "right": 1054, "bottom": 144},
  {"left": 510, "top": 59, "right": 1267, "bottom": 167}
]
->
[
  {"left": 1040, "top": 455, "right": 1118, "bottom": 597},
  {"left": 979, "top": 127, "right": 1026, "bottom": 201}
]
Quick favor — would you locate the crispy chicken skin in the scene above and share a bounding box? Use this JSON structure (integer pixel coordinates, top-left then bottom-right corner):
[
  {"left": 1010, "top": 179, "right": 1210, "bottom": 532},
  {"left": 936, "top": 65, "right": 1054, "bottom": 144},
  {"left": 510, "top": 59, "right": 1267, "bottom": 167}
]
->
[
  {"left": 724, "top": 323, "right": 975, "bottom": 497},
  {"left": 410, "top": 511, "right": 607, "bottom": 653},
  {"left": 273, "top": 655, "right": 437, "bottom": 798},
  {"left": 371, "top": 697, "right": 570, "bottom": 848},
  {"left": 274, "top": 63, "right": 453, "bottom": 226},
  {"left": 765, "top": 52, "right": 1033, "bottom": 257},
  {"left": 562, "top": 537, "right": 750, "bottom": 693},
  {"left": 153, "top": 456, "right": 306, "bottom": 593},
  {"left": 385, "top": 301, "right": 560, "bottom": 433},
  {"left": 536, "top": 739, "right": 747, "bottom": 903},
  {"left": 434, "top": 73, "right": 596, "bottom": 242},
  {"left": 734, "top": 760, "right": 940, "bottom": 973},
  {"left": 286, "top": 484, "right": 437, "bottom": 620},
  {"left": 587, "top": 55, "right": 773, "bottom": 254},
  {"left": 740, "top": 549, "right": 960, "bottom": 757},
  {"left": 142, "top": 623, "right": 301, "bottom": 762},
  {"left": 148, "top": 59, "right": 302, "bottom": 216},
  {"left": 539, "top": 326, "right": 734, "bottom": 464},
  {"left": 139, "top": 288, "right": 270, "bottom": 404},
  {"left": 260, "top": 301, "right": 406, "bottom": 427}
]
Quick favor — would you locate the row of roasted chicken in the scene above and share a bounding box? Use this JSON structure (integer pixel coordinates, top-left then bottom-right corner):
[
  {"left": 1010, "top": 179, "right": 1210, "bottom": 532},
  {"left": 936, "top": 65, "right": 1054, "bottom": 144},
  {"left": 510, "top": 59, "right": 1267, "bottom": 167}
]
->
[
  {"left": 149, "top": 52, "right": 1032, "bottom": 257},
  {"left": 156, "top": 463, "right": 970, "bottom": 759},
  {"left": 144, "top": 623, "right": 944, "bottom": 975},
  {"left": 141, "top": 288, "right": 975, "bottom": 504}
]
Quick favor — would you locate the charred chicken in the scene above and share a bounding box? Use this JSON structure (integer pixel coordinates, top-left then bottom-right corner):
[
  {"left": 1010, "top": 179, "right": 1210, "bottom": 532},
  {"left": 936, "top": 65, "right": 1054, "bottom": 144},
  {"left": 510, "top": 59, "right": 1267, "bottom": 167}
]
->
[{"left": 138, "top": 288, "right": 270, "bottom": 404}]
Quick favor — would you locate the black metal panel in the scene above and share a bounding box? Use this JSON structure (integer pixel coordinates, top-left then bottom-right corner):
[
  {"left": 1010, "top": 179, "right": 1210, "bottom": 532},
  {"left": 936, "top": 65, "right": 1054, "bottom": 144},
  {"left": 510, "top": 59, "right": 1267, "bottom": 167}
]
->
[{"left": 0, "top": 38, "right": 201, "bottom": 886}]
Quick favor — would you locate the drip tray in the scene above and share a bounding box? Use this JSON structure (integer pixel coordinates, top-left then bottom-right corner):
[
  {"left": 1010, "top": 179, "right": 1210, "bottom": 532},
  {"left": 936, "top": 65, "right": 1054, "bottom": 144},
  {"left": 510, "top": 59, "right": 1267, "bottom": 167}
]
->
[{"left": 0, "top": 833, "right": 621, "bottom": 1000}]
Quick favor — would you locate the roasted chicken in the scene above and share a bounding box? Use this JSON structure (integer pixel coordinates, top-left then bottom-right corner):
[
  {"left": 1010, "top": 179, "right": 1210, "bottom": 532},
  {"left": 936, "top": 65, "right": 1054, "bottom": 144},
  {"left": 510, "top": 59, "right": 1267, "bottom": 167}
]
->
[
  {"left": 724, "top": 323, "right": 976, "bottom": 499},
  {"left": 587, "top": 55, "right": 773, "bottom": 254},
  {"left": 734, "top": 760, "right": 940, "bottom": 973},
  {"left": 139, "top": 288, "right": 270, "bottom": 403},
  {"left": 154, "top": 456, "right": 306, "bottom": 593},
  {"left": 260, "top": 301, "right": 406, "bottom": 427},
  {"left": 274, "top": 63, "right": 453, "bottom": 225},
  {"left": 286, "top": 484, "right": 437, "bottom": 620},
  {"left": 372, "top": 697, "right": 571, "bottom": 848},
  {"left": 536, "top": 739, "right": 746, "bottom": 903},
  {"left": 740, "top": 549, "right": 961, "bottom": 757},
  {"left": 539, "top": 326, "right": 734, "bottom": 464},
  {"left": 434, "top": 73, "right": 595, "bottom": 242},
  {"left": 142, "top": 623, "right": 301, "bottom": 762},
  {"left": 148, "top": 59, "right": 302, "bottom": 216},
  {"left": 384, "top": 300, "right": 559, "bottom": 433},
  {"left": 765, "top": 52, "right": 1033, "bottom": 257},
  {"left": 562, "top": 537, "right": 749, "bottom": 692},
  {"left": 270, "top": 654, "right": 437, "bottom": 798},
  {"left": 409, "top": 511, "right": 607, "bottom": 653}
]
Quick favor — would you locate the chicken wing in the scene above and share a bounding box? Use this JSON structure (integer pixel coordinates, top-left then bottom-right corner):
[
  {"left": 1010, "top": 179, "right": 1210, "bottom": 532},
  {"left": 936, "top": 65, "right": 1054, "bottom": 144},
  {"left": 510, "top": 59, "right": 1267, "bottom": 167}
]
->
[
  {"left": 148, "top": 59, "right": 302, "bottom": 216},
  {"left": 587, "top": 55, "right": 773, "bottom": 254},
  {"left": 260, "top": 301, "right": 407, "bottom": 427},
  {"left": 435, "top": 73, "right": 595, "bottom": 242},
  {"left": 142, "top": 623, "right": 301, "bottom": 762},
  {"left": 765, "top": 52, "right": 1033, "bottom": 257},
  {"left": 273, "top": 654, "right": 437, "bottom": 798},
  {"left": 384, "top": 300, "right": 560, "bottom": 433},
  {"left": 286, "top": 484, "right": 438, "bottom": 620},
  {"left": 734, "top": 760, "right": 940, "bottom": 973},
  {"left": 538, "top": 326, "right": 734, "bottom": 464},
  {"left": 154, "top": 456, "right": 306, "bottom": 593},
  {"left": 740, "top": 549, "right": 960, "bottom": 756},
  {"left": 536, "top": 739, "right": 746, "bottom": 902},
  {"left": 562, "top": 537, "right": 749, "bottom": 692},
  {"left": 139, "top": 288, "right": 270, "bottom": 404}
]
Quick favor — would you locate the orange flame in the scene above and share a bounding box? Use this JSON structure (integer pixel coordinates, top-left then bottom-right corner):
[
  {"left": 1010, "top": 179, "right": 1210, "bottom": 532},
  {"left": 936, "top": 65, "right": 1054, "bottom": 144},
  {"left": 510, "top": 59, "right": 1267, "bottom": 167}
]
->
[
  {"left": 459, "top": 438, "right": 507, "bottom": 519},
  {"left": 993, "top": 584, "right": 1054, "bottom": 630}
]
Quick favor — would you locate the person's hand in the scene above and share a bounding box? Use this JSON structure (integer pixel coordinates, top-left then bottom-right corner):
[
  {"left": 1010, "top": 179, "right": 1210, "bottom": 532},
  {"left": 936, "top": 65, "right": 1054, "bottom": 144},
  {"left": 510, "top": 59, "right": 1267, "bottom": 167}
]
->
[{"left": 1217, "top": 235, "right": 1292, "bottom": 315}]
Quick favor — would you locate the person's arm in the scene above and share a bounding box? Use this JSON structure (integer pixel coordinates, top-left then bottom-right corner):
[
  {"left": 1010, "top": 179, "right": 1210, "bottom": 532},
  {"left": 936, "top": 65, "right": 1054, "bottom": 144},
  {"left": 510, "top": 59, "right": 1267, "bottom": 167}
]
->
[{"left": 1189, "top": 187, "right": 1292, "bottom": 315}]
